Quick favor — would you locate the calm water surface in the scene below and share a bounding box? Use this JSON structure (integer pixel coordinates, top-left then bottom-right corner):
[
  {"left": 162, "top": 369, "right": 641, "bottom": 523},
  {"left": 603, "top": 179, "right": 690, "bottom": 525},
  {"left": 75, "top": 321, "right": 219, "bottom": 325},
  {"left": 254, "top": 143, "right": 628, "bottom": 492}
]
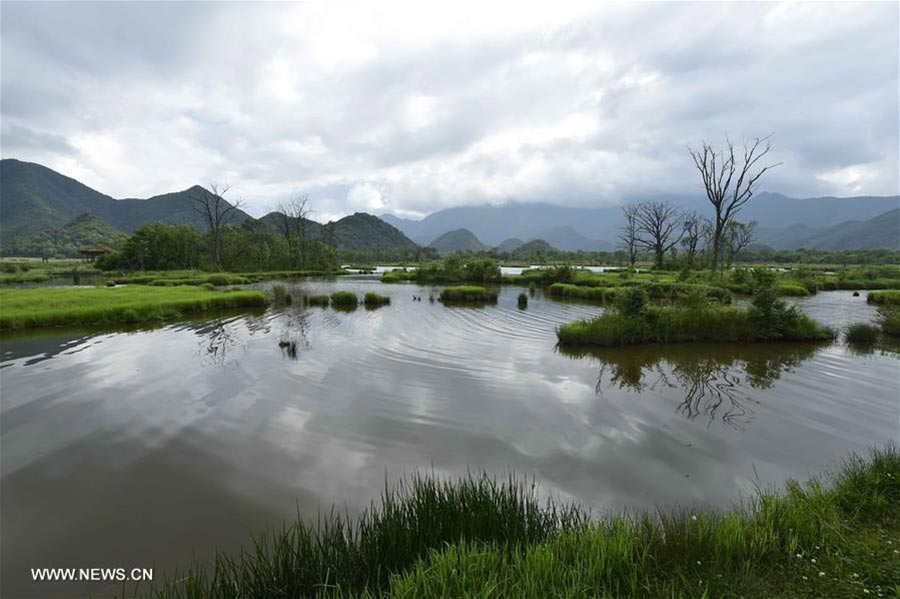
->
[{"left": 1, "top": 282, "right": 897, "bottom": 597}]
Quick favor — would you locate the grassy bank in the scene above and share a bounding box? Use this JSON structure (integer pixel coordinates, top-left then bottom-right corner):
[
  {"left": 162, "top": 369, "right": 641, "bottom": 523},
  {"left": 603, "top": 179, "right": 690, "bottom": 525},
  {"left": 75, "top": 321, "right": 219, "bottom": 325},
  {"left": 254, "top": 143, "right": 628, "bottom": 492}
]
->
[
  {"left": 868, "top": 291, "right": 900, "bottom": 306},
  {"left": 0, "top": 286, "right": 268, "bottom": 330},
  {"left": 438, "top": 285, "right": 498, "bottom": 303},
  {"left": 557, "top": 286, "right": 833, "bottom": 347},
  {"left": 151, "top": 446, "right": 899, "bottom": 598}
]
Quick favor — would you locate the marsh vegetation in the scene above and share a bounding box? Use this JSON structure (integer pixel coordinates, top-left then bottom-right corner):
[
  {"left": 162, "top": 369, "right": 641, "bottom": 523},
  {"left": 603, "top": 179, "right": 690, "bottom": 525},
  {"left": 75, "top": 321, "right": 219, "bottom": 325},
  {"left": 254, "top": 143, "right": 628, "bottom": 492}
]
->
[{"left": 151, "top": 447, "right": 900, "bottom": 599}]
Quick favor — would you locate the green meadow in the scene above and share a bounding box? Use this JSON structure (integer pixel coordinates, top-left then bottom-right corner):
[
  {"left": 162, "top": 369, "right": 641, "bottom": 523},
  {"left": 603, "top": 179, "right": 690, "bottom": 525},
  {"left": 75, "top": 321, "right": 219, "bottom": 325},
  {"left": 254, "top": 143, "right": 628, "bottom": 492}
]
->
[{"left": 0, "top": 286, "right": 268, "bottom": 330}]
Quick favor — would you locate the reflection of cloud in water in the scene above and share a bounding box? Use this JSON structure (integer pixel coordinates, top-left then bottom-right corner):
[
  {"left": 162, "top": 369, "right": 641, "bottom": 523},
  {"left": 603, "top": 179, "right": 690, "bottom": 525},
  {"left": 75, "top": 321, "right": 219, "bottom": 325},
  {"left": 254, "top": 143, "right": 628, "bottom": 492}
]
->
[{"left": 559, "top": 342, "right": 825, "bottom": 430}]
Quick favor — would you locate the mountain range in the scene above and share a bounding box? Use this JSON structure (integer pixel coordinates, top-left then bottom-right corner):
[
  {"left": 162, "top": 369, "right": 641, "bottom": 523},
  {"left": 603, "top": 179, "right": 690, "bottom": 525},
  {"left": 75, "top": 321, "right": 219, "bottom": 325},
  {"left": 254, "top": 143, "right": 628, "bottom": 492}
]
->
[
  {"left": 1, "top": 158, "right": 897, "bottom": 256},
  {"left": 384, "top": 193, "right": 898, "bottom": 252}
]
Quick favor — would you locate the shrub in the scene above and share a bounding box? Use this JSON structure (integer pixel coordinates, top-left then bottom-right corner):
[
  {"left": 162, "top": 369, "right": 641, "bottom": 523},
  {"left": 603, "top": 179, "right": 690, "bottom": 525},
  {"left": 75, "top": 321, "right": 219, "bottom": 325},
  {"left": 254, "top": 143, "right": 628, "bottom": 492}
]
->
[
  {"left": 615, "top": 287, "right": 648, "bottom": 317},
  {"left": 845, "top": 322, "right": 879, "bottom": 344},
  {"left": 363, "top": 292, "right": 390, "bottom": 307},
  {"left": 199, "top": 282, "right": 215, "bottom": 291},
  {"left": 330, "top": 291, "right": 358, "bottom": 308}
]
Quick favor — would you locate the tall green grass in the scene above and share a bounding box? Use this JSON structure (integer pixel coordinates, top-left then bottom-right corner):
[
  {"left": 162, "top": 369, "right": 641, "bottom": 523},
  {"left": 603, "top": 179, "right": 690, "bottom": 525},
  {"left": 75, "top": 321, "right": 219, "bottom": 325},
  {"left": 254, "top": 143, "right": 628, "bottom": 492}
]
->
[
  {"left": 153, "top": 473, "right": 586, "bottom": 599},
  {"left": 438, "top": 286, "right": 498, "bottom": 303},
  {"left": 0, "top": 287, "right": 268, "bottom": 330},
  {"left": 878, "top": 308, "right": 900, "bottom": 337},
  {"left": 845, "top": 322, "right": 880, "bottom": 344},
  {"left": 151, "top": 447, "right": 899, "bottom": 599}
]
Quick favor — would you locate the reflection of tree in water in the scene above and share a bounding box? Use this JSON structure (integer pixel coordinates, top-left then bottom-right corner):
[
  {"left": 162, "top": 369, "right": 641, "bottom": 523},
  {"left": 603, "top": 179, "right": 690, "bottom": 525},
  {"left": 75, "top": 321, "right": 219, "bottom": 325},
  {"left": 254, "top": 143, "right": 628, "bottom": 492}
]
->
[
  {"left": 191, "top": 314, "right": 271, "bottom": 367},
  {"left": 277, "top": 308, "right": 311, "bottom": 361},
  {"left": 560, "top": 343, "right": 823, "bottom": 430}
]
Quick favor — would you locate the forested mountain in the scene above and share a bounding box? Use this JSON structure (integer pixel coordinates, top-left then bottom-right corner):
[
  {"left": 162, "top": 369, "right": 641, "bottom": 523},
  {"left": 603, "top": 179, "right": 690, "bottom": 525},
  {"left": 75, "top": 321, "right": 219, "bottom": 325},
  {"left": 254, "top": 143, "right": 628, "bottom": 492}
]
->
[
  {"left": 2, "top": 213, "right": 127, "bottom": 257},
  {"left": 1, "top": 159, "right": 419, "bottom": 256},
  {"left": 0, "top": 159, "right": 252, "bottom": 241},
  {"left": 429, "top": 228, "right": 487, "bottom": 254},
  {"left": 327, "top": 213, "right": 418, "bottom": 251}
]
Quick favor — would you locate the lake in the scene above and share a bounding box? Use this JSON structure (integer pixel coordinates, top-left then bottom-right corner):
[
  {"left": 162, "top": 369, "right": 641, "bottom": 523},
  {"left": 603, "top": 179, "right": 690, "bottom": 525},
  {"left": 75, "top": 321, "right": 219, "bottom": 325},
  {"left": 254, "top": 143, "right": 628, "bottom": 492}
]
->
[{"left": 1, "top": 280, "right": 897, "bottom": 597}]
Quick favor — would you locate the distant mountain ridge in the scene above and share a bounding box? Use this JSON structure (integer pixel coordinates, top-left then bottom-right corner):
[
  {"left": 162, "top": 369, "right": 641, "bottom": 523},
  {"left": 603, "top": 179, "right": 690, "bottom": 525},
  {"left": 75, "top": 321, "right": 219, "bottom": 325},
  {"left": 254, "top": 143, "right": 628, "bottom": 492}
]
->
[
  {"left": 756, "top": 209, "right": 900, "bottom": 251},
  {"left": 383, "top": 193, "right": 898, "bottom": 251}
]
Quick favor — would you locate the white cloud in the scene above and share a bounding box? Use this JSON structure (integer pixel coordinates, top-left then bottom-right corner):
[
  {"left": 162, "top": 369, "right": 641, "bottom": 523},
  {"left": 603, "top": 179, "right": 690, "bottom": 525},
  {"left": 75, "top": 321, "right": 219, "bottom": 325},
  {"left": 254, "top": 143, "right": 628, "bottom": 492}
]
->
[{"left": 1, "top": 1, "right": 897, "bottom": 219}]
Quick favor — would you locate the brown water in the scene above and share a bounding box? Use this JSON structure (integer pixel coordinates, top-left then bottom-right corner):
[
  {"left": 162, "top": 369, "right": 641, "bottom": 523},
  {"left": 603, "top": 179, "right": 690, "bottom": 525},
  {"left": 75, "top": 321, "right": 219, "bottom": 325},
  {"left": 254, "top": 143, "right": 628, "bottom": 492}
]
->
[{"left": 1, "top": 282, "right": 897, "bottom": 597}]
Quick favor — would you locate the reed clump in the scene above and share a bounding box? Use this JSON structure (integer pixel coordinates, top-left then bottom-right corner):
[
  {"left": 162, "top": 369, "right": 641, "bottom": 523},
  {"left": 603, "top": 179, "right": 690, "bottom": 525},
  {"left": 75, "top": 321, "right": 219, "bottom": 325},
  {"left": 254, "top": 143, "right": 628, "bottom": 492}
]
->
[
  {"left": 845, "top": 322, "right": 880, "bottom": 344},
  {"left": 151, "top": 446, "right": 899, "bottom": 599},
  {"left": 517, "top": 292, "right": 528, "bottom": 308},
  {"left": 363, "top": 292, "right": 391, "bottom": 308},
  {"left": 438, "top": 285, "right": 498, "bottom": 303},
  {"left": 331, "top": 291, "right": 359, "bottom": 309}
]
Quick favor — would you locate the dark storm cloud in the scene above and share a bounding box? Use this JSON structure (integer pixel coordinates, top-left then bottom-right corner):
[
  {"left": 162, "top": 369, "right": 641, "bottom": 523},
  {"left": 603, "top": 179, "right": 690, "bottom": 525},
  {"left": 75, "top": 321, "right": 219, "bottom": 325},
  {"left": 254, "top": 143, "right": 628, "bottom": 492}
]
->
[{"left": 1, "top": 1, "right": 896, "bottom": 218}]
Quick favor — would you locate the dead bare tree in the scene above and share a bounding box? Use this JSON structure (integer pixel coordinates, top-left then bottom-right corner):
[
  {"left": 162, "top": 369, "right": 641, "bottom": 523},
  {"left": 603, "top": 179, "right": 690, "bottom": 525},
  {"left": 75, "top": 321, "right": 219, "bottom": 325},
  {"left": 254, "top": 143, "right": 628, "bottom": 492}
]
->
[
  {"left": 634, "top": 200, "right": 684, "bottom": 269},
  {"left": 687, "top": 135, "right": 780, "bottom": 271},
  {"left": 273, "top": 195, "right": 311, "bottom": 268},
  {"left": 190, "top": 183, "right": 244, "bottom": 270},
  {"left": 680, "top": 211, "right": 706, "bottom": 269},
  {"left": 723, "top": 220, "right": 757, "bottom": 268},
  {"left": 618, "top": 203, "right": 640, "bottom": 268}
]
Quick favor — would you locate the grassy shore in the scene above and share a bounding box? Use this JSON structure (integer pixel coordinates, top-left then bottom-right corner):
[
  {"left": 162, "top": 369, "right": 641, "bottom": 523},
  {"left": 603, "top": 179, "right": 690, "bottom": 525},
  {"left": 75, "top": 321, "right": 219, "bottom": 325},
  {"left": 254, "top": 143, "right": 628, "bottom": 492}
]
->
[
  {"left": 868, "top": 291, "right": 900, "bottom": 306},
  {"left": 438, "top": 285, "right": 499, "bottom": 303},
  {"left": 0, "top": 286, "right": 268, "bottom": 330},
  {"left": 150, "top": 446, "right": 899, "bottom": 598}
]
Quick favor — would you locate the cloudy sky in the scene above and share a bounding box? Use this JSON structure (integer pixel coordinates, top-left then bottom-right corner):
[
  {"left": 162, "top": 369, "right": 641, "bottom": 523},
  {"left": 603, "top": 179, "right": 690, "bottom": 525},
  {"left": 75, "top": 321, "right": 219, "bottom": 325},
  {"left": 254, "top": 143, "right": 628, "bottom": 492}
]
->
[{"left": 1, "top": 1, "right": 897, "bottom": 221}]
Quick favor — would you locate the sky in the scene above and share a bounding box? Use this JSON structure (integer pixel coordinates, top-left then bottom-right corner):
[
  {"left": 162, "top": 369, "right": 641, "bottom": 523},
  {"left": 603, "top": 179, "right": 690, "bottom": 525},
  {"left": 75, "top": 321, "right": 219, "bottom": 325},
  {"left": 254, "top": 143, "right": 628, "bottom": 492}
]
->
[{"left": 1, "top": 1, "right": 898, "bottom": 221}]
